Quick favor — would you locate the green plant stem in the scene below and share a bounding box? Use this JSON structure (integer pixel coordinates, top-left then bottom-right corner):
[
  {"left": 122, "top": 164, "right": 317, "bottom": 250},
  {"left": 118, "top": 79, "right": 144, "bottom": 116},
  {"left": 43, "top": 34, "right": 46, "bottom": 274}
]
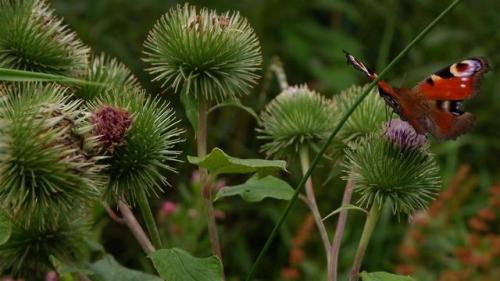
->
[
  {"left": 299, "top": 147, "right": 331, "bottom": 264},
  {"left": 117, "top": 200, "right": 155, "bottom": 254},
  {"left": 348, "top": 204, "right": 381, "bottom": 281},
  {"left": 198, "top": 99, "right": 223, "bottom": 261},
  {"left": 245, "top": 1, "right": 463, "bottom": 279},
  {"left": 136, "top": 189, "right": 163, "bottom": 249},
  {"left": 329, "top": 176, "right": 355, "bottom": 281}
]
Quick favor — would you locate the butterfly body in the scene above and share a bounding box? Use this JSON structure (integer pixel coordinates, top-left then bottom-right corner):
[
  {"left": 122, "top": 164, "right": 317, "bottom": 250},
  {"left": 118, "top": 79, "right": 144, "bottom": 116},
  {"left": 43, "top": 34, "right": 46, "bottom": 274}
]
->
[{"left": 345, "top": 52, "right": 490, "bottom": 140}]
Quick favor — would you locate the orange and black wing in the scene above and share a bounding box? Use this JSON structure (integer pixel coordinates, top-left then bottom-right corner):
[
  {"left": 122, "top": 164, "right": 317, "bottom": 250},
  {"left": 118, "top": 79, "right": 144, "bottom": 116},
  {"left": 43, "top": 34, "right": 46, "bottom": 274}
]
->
[{"left": 415, "top": 58, "right": 490, "bottom": 101}]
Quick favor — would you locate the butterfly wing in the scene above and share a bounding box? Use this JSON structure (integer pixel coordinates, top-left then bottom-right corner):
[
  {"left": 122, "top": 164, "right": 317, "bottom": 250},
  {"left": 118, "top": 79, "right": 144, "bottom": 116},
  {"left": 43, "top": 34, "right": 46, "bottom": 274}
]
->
[
  {"left": 410, "top": 58, "right": 489, "bottom": 139},
  {"left": 415, "top": 58, "right": 490, "bottom": 100},
  {"left": 412, "top": 100, "right": 476, "bottom": 140}
]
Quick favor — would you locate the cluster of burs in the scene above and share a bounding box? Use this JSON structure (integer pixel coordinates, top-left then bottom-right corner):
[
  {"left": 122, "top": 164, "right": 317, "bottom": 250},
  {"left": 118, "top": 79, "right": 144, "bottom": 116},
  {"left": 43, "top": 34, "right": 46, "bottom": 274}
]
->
[{"left": 0, "top": 0, "right": 184, "bottom": 275}]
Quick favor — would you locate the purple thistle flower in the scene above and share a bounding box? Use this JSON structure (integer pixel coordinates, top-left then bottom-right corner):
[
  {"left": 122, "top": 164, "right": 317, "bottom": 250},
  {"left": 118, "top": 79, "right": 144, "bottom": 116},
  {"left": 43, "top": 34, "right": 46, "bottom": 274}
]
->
[
  {"left": 384, "top": 119, "right": 427, "bottom": 149},
  {"left": 91, "top": 106, "right": 132, "bottom": 150}
]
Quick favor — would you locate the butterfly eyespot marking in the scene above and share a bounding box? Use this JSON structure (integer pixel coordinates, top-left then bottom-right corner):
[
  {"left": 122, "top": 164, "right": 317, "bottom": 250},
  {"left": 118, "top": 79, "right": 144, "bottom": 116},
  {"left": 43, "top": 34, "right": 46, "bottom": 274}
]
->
[
  {"left": 450, "top": 59, "right": 482, "bottom": 77},
  {"left": 436, "top": 100, "right": 464, "bottom": 116}
]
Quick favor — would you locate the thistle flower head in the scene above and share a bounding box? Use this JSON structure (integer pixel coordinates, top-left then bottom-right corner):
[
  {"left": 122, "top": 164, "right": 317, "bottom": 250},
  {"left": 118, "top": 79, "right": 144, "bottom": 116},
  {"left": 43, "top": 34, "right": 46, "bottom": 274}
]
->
[
  {"left": 91, "top": 105, "right": 132, "bottom": 150},
  {"left": 0, "top": 83, "right": 105, "bottom": 228},
  {"left": 345, "top": 132, "right": 441, "bottom": 215},
  {"left": 88, "top": 89, "right": 184, "bottom": 203},
  {"left": 74, "top": 54, "right": 140, "bottom": 101},
  {"left": 0, "top": 0, "right": 89, "bottom": 76},
  {"left": 143, "top": 4, "right": 262, "bottom": 102},
  {"left": 257, "top": 85, "right": 336, "bottom": 158},
  {"left": 384, "top": 119, "right": 427, "bottom": 149},
  {"left": 0, "top": 214, "right": 88, "bottom": 278}
]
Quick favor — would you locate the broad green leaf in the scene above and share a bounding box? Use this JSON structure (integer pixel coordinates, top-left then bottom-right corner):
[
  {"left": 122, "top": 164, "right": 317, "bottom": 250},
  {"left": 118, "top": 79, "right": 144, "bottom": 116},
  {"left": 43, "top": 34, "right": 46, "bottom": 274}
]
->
[
  {"left": 322, "top": 204, "right": 367, "bottom": 221},
  {"left": 0, "top": 211, "right": 12, "bottom": 245},
  {"left": 208, "top": 99, "right": 259, "bottom": 121},
  {"left": 50, "top": 256, "right": 93, "bottom": 281},
  {"left": 214, "top": 175, "right": 294, "bottom": 202},
  {"left": 187, "top": 147, "right": 286, "bottom": 176},
  {"left": 88, "top": 255, "right": 162, "bottom": 281},
  {"left": 181, "top": 89, "right": 199, "bottom": 132},
  {"left": 149, "top": 248, "right": 223, "bottom": 281},
  {"left": 0, "top": 67, "right": 105, "bottom": 86},
  {"left": 360, "top": 271, "right": 416, "bottom": 281}
]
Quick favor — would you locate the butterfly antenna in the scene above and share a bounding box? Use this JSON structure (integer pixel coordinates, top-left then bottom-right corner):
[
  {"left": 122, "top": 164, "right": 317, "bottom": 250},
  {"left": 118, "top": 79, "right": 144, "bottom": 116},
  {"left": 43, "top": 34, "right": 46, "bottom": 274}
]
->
[{"left": 344, "top": 50, "right": 377, "bottom": 80}]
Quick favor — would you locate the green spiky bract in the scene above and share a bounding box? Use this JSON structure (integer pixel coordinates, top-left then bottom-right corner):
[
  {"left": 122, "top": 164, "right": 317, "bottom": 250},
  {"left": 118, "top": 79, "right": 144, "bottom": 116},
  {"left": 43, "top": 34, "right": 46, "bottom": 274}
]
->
[
  {"left": 0, "top": 215, "right": 88, "bottom": 278},
  {"left": 88, "top": 89, "right": 184, "bottom": 203},
  {"left": 257, "top": 85, "right": 337, "bottom": 158},
  {"left": 334, "top": 84, "right": 387, "bottom": 144},
  {"left": 0, "top": 83, "right": 105, "bottom": 229},
  {"left": 345, "top": 133, "right": 441, "bottom": 215},
  {"left": 143, "top": 4, "right": 262, "bottom": 102},
  {"left": 0, "top": 0, "right": 89, "bottom": 76},
  {"left": 74, "top": 54, "right": 140, "bottom": 101}
]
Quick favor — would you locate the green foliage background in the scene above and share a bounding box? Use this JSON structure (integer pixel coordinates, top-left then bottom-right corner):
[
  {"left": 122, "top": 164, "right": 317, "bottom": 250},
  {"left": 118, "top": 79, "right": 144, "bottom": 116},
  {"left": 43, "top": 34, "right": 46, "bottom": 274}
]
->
[{"left": 46, "top": 0, "right": 499, "bottom": 280}]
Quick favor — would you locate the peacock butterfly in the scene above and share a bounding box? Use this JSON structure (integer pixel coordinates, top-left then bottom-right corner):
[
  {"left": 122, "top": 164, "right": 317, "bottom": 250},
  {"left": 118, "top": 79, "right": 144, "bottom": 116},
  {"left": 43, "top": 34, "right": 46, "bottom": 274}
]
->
[{"left": 344, "top": 51, "right": 490, "bottom": 140}]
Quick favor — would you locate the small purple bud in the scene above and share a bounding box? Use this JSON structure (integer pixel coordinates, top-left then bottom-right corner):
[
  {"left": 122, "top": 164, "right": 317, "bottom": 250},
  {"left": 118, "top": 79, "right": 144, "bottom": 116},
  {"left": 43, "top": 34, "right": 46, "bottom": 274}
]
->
[
  {"left": 384, "top": 119, "right": 427, "bottom": 149},
  {"left": 91, "top": 106, "right": 132, "bottom": 150}
]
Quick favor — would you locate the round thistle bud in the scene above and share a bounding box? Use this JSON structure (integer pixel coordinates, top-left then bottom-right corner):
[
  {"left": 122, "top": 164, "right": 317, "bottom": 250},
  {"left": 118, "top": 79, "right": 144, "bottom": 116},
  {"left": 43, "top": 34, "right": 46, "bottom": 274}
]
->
[
  {"left": 345, "top": 128, "right": 441, "bottom": 215},
  {"left": 0, "top": 214, "right": 88, "bottom": 278},
  {"left": 0, "top": 83, "right": 105, "bottom": 228},
  {"left": 257, "top": 85, "right": 337, "bottom": 158},
  {"left": 143, "top": 4, "right": 262, "bottom": 102},
  {"left": 73, "top": 54, "right": 140, "bottom": 101},
  {"left": 0, "top": 0, "right": 89, "bottom": 76},
  {"left": 334, "top": 84, "right": 387, "bottom": 144},
  {"left": 88, "top": 89, "right": 184, "bottom": 203}
]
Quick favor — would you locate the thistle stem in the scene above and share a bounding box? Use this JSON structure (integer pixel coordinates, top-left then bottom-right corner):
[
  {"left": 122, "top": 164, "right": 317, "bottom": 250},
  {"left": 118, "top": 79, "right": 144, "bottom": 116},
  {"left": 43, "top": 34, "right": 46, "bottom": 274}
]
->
[
  {"left": 329, "top": 176, "right": 355, "bottom": 281},
  {"left": 198, "top": 99, "right": 223, "bottom": 260},
  {"left": 136, "top": 188, "right": 163, "bottom": 249},
  {"left": 245, "top": 1, "right": 463, "bottom": 279},
  {"left": 118, "top": 200, "right": 155, "bottom": 254},
  {"left": 349, "top": 204, "right": 381, "bottom": 281},
  {"left": 299, "top": 147, "right": 331, "bottom": 264}
]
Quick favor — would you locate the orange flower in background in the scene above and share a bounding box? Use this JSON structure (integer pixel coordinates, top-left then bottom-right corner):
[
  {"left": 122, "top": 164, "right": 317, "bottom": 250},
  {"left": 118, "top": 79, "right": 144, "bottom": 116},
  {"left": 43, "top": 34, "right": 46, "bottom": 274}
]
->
[
  {"left": 468, "top": 217, "right": 489, "bottom": 232},
  {"left": 478, "top": 208, "right": 496, "bottom": 221},
  {"left": 281, "top": 267, "right": 299, "bottom": 280},
  {"left": 395, "top": 264, "right": 415, "bottom": 275}
]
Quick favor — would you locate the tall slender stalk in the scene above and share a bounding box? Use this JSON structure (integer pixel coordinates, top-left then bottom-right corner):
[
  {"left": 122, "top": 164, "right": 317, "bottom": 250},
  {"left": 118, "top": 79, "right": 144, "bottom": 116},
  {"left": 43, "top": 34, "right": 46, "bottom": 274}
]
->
[
  {"left": 348, "top": 204, "right": 381, "bottom": 281},
  {"left": 299, "top": 147, "right": 331, "bottom": 265},
  {"left": 118, "top": 200, "right": 155, "bottom": 254},
  {"left": 245, "top": 1, "right": 463, "bottom": 279},
  {"left": 329, "top": 176, "right": 355, "bottom": 281},
  {"left": 136, "top": 189, "right": 163, "bottom": 249},
  {"left": 198, "top": 99, "right": 223, "bottom": 260}
]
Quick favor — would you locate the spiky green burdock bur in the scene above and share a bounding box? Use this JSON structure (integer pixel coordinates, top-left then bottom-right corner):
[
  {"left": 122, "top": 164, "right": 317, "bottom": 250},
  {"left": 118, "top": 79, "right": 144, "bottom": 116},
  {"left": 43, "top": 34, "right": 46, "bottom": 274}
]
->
[
  {"left": 73, "top": 54, "right": 140, "bottom": 101},
  {"left": 333, "top": 84, "right": 387, "bottom": 144},
  {"left": 0, "top": 215, "right": 88, "bottom": 277},
  {"left": 327, "top": 84, "right": 387, "bottom": 160},
  {"left": 143, "top": 4, "right": 262, "bottom": 102},
  {"left": 257, "top": 85, "right": 337, "bottom": 159},
  {"left": 0, "top": 83, "right": 104, "bottom": 277},
  {"left": 0, "top": 83, "right": 105, "bottom": 227},
  {"left": 345, "top": 120, "right": 441, "bottom": 215},
  {"left": 87, "top": 88, "right": 184, "bottom": 203},
  {"left": 0, "top": 0, "right": 88, "bottom": 75}
]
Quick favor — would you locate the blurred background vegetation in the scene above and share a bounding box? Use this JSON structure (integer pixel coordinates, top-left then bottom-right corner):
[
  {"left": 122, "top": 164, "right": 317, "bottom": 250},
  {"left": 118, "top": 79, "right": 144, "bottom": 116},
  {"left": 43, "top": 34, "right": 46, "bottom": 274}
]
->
[{"left": 49, "top": 0, "right": 499, "bottom": 280}]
